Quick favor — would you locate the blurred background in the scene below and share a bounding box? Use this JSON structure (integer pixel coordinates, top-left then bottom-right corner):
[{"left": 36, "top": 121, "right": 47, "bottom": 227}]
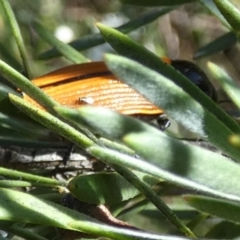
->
[{"left": 0, "top": 0, "right": 240, "bottom": 81}]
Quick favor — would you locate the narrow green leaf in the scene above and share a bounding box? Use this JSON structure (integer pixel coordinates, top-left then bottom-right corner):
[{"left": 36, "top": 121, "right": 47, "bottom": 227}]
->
[
  {"left": 194, "top": 31, "right": 237, "bottom": 59},
  {"left": 123, "top": 132, "right": 240, "bottom": 200},
  {"left": 120, "top": 0, "right": 197, "bottom": 6},
  {"left": 0, "top": 188, "right": 99, "bottom": 232},
  {"left": 69, "top": 164, "right": 195, "bottom": 237},
  {"left": 109, "top": 165, "right": 195, "bottom": 238},
  {"left": 88, "top": 143, "right": 240, "bottom": 203},
  {"left": 2, "top": 225, "right": 48, "bottom": 240},
  {"left": 99, "top": 137, "right": 135, "bottom": 156},
  {"left": 0, "top": 83, "right": 20, "bottom": 101},
  {"left": 103, "top": 54, "right": 240, "bottom": 160},
  {"left": 0, "top": 0, "right": 30, "bottom": 77},
  {"left": 0, "top": 112, "right": 47, "bottom": 137},
  {"left": 0, "top": 137, "right": 63, "bottom": 148},
  {"left": 68, "top": 172, "right": 138, "bottom": 205},
  {"left": 0, "top": 59, "right": 59, "bottom": 113},
  {"left": 184, "top": 194, "right": 240, "bottom": 223},
  {"left": 186, "top": 212, "right": 208, "bottom": 232},
  {"left": 205, "top": 221, "right": 240, "bottom": 239},
  {"left": 57, "top": 100, "right": 240, "bottom": 162},
  {"left": 96, "top": 23, "right": 240, "bottom": 133},
  {"left": 208, "top": 62, "right": 240, "bottom": 110},
  {"left": 199, "top": 0, "right": 231, "bottom": 28},
  {"left": 60, "top": 106, "right": 240, "bottom": 201},
  {"left": 0, "top": 188, "right": 191, "bottom": 240},
  {"left": 0, "top": 129, "right": 35, "bottom": 141},
  {"left": 0, "top": 41, "right": 23, "bottom": 71},
  {"left": 70, "top": 220, "right": 193, "bottom": 240},
  {"left": 0, "top": 180, "right": 34, "bottom": 188},
  {"left": 0, "top": 167, "right": 64, "bottom": 187},
  {"left": 68, "top": 171, "right": 158, "bottom": 205},
  {"left": 9, "top": 94, "right": 94, "bottom": 149},
  {"left": 213, "top": 0, "right": 240, "bottom": 35},
  {"left": 33, "top": 21, "right": 89, "bottom": 64},
  {"left": 38, "top": 8, "right": 174, "bottom": 59}
]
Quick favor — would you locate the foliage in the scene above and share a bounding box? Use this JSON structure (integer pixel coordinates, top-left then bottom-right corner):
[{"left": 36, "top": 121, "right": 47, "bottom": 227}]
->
[{"left": 1, "top": 0, "right": 240, "bottom": 239}]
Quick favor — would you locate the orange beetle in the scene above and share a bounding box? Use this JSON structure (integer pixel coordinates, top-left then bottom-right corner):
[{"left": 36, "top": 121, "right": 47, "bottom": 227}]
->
[{"left": 23, "top": 59, "right": 217, "bottom": 130}]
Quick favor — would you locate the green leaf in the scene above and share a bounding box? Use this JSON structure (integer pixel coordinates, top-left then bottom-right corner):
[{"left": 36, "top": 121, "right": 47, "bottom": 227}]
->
[
  {"left": 0, "top": 188, "right": 99, "bottom": 232},
  {"left": 199, "top": 0, "right": 231, "bottom": 28},
  {"left": 213, "top": 0, "right": 240, "bottom": 35},
  {"left": 0, "top": 112, "right": 47, "bottom": 137},
  {"left": 0, "top": 83, "right": 19, "bottom": 101},
  {"left": 9, "top": 94, "right": 94, "bottom": 149},
  {"left": 67, "top": 171, "right": 158, "bottom": 205},
  {"left": 33, "top": 21, "right": 89, "bottom": 64},
  {"left": 0, "top": 41, "right": 23, "bottom": 71},
  {"left": 111, "top": 165, "right": 195, "bottom": 238},
  {"left": 194, "top": 31, "right": 237, "bottom": 59},
  {"left": 100, "top": 137, "right": 135, "bottom": 156},
  {"left": 0, "top": 188, "right": 191, "bottom": 240},
  {"left": 208, "top": 62, "right": 240, "bottom": 110},
  {"left": 0, "top": 86, "right": 41, "bottom": 126},
  {"left": 67, "top": 162, "right": 194, "bottom": 237},
  {"left": 205, "top": 221, "right": 240, "bottom": 238},
  {"left": 0, "top": 0, "right": 30, "bottom": 77},
  {"left": 57, "top": 105, "right": 195, "bottom": 237},
  {"left": 0, "top": 180, "right": 36, "bottom": 188},
  {"left": 120, "top": 0, "right": 197, "bottom": 6},
  {"left": 0, "top": 59, "right": 59, "bottom": 113},
  {"left": 0, "top": 136, "right": 63, "bottom": 148},
  {"left": 184, "top": 194, "right": 240, "bottom": 223},
  {"left": 0, "top": 167, "right": 64, "bottom": 187},
  {"left": 96, "top": 23, "right": 240, "bottom": 134},
  {"left": 123, "top": 132, "right": 240, "bottom": 200},
  {"left": 1, "top": 224, "right": 48, "bottom": 240},
  {"left": 87, "top": 143, "right": 240, "bottom": 203},
  {"left": 38, "top": 8, "right": 174, "bottom": 59},
  {"left": 59, "top": 106, "right": 240, "bottom": 201},
  {"left": 103, "top": 54, "right": 240, "bottom": 161}
]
